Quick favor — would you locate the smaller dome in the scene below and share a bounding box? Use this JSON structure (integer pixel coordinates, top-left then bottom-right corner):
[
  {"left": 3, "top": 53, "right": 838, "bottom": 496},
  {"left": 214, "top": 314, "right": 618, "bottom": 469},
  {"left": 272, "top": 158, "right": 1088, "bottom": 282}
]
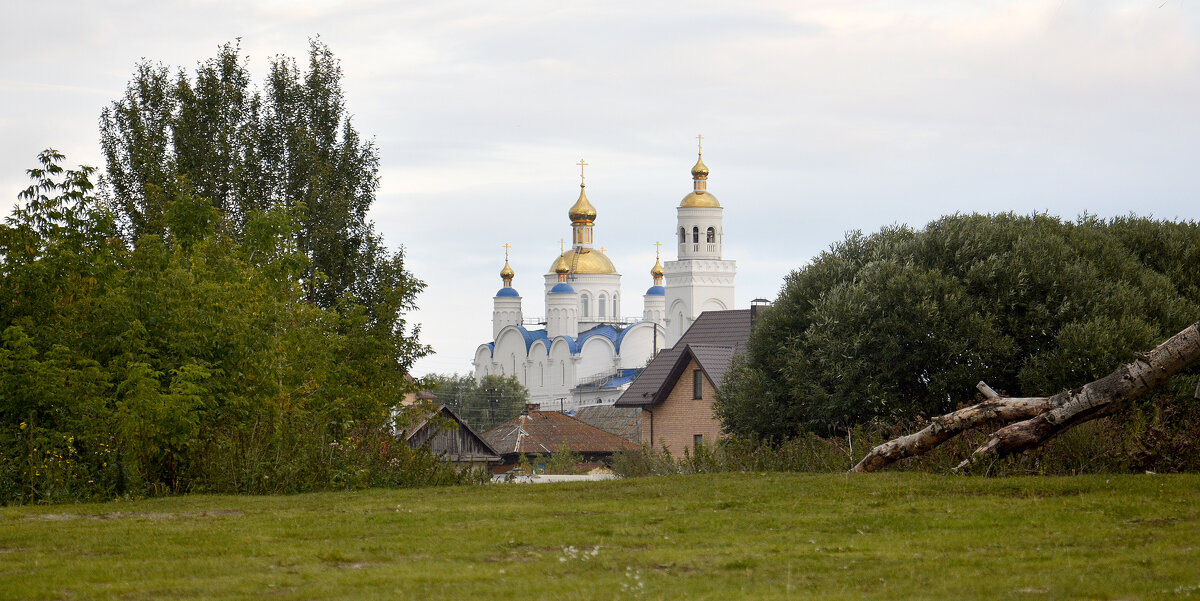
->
[
  {"left": 645, "top": 285, "right": 665, "bottom": 296},
  {"left": 680, "top": 191, "right": 721, "bottom": 208},
  {"left": 553, "top": 254, "right": 571, "bottom": 276},
  {"left": 495, "top": 287, "right": 520, "bottom": 297},
  {"left": 568, "top": 186, "right": 597, "bottom": 224},
  {"left": 651, "top": 257, "right": 665, "bottom": 278},
  {"left": 550, "top": 282, "right": 576, "bottom": 294},
  {"left": 691, "top": 156, "right": 709, "bottom": 179},
  {"left": 500, "top": 259, "right": 515, "bottom": 280}
]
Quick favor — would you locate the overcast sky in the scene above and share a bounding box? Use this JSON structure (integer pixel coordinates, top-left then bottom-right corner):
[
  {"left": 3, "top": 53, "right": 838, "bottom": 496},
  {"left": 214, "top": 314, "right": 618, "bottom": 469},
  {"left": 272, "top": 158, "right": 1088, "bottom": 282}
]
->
[{"left": 3, "top": 1, "right": 1198, "bottom": 375}]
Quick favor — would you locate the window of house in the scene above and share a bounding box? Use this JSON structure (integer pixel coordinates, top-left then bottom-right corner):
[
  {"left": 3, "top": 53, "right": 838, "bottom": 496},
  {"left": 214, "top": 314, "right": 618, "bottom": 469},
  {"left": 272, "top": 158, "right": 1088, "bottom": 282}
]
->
[
  {"left": 693, "top": 369, "right": 703, "bottom": 399},
  {"left": 694, "top": 434, "right": 703, "bottom": 448},
  {"left": 581, "top": 294, "right": 589, "bottom": 316},
  {"left": 679, "top": 227, "right": 686, "bottom": 243},
  {"left": 706, "top": 227, "right": 715, "bottom": 243},
  {"left": 692, "top": 226, "right": 699, "bottom": 243},
  {"left": 599, "top": 293, "right": 607, "bottom": 318}
]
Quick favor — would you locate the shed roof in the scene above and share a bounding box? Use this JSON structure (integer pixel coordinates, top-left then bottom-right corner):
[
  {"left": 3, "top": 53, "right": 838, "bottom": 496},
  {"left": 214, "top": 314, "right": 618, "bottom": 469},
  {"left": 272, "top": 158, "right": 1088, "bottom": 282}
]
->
[{"left": 615, "top": 309, "right": 752, "bottom": 407}]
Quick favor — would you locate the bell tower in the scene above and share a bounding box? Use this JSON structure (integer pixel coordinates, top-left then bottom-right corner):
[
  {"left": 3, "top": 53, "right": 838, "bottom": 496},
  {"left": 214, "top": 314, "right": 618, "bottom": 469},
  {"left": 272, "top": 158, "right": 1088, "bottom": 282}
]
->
[{"left": 663, "top": 136, "right": 736, "bottom": 347}]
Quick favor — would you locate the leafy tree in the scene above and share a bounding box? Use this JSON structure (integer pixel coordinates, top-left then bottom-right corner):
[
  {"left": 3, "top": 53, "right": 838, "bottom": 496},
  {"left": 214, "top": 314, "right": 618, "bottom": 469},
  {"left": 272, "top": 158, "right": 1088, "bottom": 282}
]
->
[
  {"left": 425, "top": 374, "right": 529, "bottom": 432},
  {"left": 0, "top": 150, "right": 448, "bottom": 503},
  {"left": 716, "top": 213, "right": 1200, "bottom": 439},
  {"left": 99, "top": 39, "right": 400, "bottom": 313}
]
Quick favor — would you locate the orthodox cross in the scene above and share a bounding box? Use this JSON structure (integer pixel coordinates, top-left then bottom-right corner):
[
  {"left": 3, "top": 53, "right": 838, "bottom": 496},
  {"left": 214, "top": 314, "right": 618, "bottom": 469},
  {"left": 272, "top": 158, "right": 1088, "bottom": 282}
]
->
[
  {"left": 696, "top": 134, "right": 703, "bottom": 154},
  {"left": 577, "top": 158, "right": 588, "bottom": 185},
  {"left": 558, "top": 238, "right": 567, "bottom": 253},
  {"left": 654, "top": 240, "right": 662, "bottom": 259},
  {"left": 503, "top": 242, "right": 511, "bottom": 261}
]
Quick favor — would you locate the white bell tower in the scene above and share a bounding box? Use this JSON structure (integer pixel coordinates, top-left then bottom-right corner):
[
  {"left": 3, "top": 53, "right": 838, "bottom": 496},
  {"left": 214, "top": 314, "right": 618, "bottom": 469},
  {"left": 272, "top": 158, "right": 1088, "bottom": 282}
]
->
[{"left": 663, "top": 136, "right": 736, "bottom": 347}]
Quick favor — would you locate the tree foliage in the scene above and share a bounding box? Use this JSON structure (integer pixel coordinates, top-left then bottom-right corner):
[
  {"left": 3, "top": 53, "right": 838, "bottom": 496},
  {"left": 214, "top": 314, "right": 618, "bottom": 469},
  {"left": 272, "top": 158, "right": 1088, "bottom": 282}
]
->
[
  {"left": 0, "top": 159, "right": 442, "bottom": 501},
  {"left": 424, "top": 373, "right": 529, "bottom": 433},
  {"left": 716, "top": 213, "right": 1200, "bottom": 440},
  {"left": 99, "top": 39, "right": 391, "bottom": 311}
]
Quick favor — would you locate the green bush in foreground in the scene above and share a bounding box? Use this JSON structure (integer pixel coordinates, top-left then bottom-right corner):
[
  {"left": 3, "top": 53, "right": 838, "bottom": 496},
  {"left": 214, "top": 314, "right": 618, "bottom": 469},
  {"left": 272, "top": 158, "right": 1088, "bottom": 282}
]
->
[{"left": 0, "top": 150, "right": 461, "bottom": 505}]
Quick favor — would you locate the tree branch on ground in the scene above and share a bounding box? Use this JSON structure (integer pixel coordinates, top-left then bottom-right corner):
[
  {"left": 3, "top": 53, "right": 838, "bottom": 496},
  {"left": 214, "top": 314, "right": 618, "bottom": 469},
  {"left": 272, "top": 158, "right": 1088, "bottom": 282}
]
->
[{"left": 852, "top": 320, "right": 1200, "bottom": 473}]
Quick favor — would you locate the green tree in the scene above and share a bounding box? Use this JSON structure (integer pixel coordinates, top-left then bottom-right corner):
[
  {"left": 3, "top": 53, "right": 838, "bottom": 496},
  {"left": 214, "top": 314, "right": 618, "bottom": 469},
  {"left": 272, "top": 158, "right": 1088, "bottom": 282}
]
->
[
  {"left": 0, "top": 150, "right": 447, "bottom": 503},
  {"left": 425, "top": 374, "right": 529, "bottom": 432},
  {"left": 716, "top": 213, "right": 1200, "bottom": 439},
  {"left": 99, "top": 39, "right": 402, "bottom": 314}
]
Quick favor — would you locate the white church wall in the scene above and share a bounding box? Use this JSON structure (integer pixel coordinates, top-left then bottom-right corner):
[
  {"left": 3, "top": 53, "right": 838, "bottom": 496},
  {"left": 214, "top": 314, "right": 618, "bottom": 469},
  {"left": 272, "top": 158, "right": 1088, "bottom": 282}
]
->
[
  {"left": 614, "top": 322, "right": 662, "bottom": 369},
  {"left": 577, "top": 336, "right": 616, "bottom": 381}
]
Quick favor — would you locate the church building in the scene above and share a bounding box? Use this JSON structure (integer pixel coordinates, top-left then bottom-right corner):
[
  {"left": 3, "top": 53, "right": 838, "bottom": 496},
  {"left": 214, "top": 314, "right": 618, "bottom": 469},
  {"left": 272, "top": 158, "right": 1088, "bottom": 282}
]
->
[{"left": 473, "top": 144, "right": 736, "bottom": 411}]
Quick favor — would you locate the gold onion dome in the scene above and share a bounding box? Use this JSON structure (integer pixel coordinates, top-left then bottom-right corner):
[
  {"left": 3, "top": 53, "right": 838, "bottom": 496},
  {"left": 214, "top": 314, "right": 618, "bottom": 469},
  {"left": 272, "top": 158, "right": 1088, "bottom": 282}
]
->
[
  {"left": 651, "top": 256, "right": 664, "bottom": 278},
  {"left": 680, "top": 189, "right": 720, "bottom": 207},
  {"left": 568, "top": 186, "right": 597, "bottom": 224},
  {"left": 680, "top": 152, "right": 720, "bottom": 207},
  {"left": 500, "top": 259, "right": 515, "bottom": 280},
  {"left": 553, "top": 254, "right": 571, "bottom": 276},
  {"left": 547, "top": 247, "right": 617, "bottom": 275}
]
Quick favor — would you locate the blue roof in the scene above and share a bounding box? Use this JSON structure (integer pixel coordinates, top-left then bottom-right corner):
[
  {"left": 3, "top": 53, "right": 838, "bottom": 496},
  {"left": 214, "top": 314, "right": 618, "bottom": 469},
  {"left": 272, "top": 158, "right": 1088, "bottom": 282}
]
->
[
  {"left": 571, "top": 324, "right": 619, "bottom": 353},
  {"left": 495, "top": 287, "right": 520, "bottom": 297},
  {"left": 645, "top": 285, "right": 665, "bottom": 296},
  {"left": 603, "top": 372, "right": 639, "bottom": 389},
  {"left": 549, "top": 282, "right": 576, "bottom": 294},
  {"left": 516, "top": 326, "right": 549, "bottom": 353}
]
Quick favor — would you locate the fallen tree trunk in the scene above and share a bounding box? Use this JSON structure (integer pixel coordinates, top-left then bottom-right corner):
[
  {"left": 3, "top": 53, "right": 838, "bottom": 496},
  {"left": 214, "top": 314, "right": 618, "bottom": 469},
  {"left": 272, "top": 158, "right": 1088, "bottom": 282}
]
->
[{"left": 852, "top": 320, "right": 1200, "bottom": 473}]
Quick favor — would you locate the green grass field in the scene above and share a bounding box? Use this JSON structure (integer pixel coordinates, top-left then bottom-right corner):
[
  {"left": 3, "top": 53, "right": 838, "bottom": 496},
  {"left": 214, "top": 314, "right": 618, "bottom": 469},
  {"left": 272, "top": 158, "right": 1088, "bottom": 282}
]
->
[{"left": 1, "top": 473, "right": 1197, "bottom": 600}]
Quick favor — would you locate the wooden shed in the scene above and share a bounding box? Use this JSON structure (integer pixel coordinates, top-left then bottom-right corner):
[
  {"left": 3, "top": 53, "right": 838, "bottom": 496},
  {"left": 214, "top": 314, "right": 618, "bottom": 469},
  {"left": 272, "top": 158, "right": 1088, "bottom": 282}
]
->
[{"left": 402, "top": 404, "right": 501, "bottom": 468}]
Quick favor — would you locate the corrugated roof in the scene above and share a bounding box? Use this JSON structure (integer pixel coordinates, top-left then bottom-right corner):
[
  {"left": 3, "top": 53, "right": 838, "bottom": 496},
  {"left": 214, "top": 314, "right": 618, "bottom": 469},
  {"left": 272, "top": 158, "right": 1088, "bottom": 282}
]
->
[
  {"left": 572, "top": 405, "right": 642, "bottom": 443},
  {"left": 481, "top": 411, "right": 640, "bottom": 456},
  {"left": 615, "top": 309, "right": 752, "bottom": 407}
]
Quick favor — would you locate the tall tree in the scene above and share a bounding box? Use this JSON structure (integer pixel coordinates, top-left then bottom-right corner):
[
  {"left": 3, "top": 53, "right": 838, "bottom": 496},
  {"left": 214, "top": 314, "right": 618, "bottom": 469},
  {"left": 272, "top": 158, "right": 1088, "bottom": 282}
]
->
[{"left": 99, "top": 39, "right": 396, "bottom": 312}]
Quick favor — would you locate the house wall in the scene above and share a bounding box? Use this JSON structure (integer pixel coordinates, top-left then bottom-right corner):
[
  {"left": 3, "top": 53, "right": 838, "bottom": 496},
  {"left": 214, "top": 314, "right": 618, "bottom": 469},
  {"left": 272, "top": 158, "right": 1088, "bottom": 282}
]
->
[{"left": 639, "top": 357, "right": 722, "bottom": 454}]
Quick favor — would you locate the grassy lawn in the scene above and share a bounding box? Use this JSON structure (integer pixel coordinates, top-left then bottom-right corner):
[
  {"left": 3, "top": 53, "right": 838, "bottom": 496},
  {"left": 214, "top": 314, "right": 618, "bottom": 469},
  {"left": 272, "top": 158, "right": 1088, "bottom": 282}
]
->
[{"left": 1, "top": 472, "right": 1198, "bottom": 600}]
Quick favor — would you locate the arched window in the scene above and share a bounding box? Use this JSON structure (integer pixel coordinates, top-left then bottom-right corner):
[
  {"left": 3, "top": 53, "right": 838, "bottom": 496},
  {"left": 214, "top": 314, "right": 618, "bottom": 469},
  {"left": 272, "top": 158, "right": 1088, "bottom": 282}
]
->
[
  {"left": 679, "top": 227, "right": 686, "bottom": 243},
  {"left": 581, "top": 294, "right": 589, "bottom": 316},
  {"left": 707, "top": 227, "right": 715, "bottom": 243},
  {"left": 613, "top": 293, "right": 619, "bottom": 318},
  {"left": 692, "top": 227, "right": 699, "bottom": 243},
  {"left": 599, "top": 293, "right": 607, "bottom": 318}
]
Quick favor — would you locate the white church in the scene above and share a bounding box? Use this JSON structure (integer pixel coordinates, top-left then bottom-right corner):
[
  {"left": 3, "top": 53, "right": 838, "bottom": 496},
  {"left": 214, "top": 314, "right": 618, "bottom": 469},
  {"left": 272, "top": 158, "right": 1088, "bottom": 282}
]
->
[{"left": 473, "top": 146, "right": 737, "bottom": 411}]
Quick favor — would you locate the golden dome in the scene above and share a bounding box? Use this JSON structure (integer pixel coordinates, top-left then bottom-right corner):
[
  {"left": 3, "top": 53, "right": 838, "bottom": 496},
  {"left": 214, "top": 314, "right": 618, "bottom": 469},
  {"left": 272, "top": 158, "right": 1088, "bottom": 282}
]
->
[
  {"left": 547, "top": 247, "right": 618, "bottom": 275},
  {"left": 568, "top": 186, "right": 597, "bottom": 224},
  {"left": 651, "top": 256, "right": 664, "bottom": 278},
  {"left": 691, "top": 156, "right": 709, "bottom": 179},
  {"left": 500, "top": 259, "right": 515, "bottom": 280},
  {"left": 680, "top": 190, "right": 721, "bottom": 208},
  {"left": 553, "top": 254, "right": 570, "bottom": 275}
]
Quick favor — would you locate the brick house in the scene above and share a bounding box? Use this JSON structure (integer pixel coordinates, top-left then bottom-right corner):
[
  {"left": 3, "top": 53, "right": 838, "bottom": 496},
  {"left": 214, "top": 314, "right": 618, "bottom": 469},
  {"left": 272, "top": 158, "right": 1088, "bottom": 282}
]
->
[{"left": 614, "top": 309, "right": 753, "bottom": 454}]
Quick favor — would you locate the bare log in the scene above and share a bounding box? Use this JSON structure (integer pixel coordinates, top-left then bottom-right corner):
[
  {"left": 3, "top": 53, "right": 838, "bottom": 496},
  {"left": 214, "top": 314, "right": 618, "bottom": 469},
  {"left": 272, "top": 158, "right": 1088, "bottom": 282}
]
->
[
  {"left": 852, "top": 320, "right": 1200, "bottom": 474},
  {"left": 850, "top": 394, "right": 1052, "bottom": 472},
  {"left": 956, "top": 321, "right": 1200, "bottom": 471}
]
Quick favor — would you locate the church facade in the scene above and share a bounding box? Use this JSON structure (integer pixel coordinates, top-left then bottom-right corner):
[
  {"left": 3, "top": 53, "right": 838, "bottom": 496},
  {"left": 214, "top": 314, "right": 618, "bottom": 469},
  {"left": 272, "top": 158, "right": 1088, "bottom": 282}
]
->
[{"left": 473, "top": 148, "right": 736, "bottom": 411}]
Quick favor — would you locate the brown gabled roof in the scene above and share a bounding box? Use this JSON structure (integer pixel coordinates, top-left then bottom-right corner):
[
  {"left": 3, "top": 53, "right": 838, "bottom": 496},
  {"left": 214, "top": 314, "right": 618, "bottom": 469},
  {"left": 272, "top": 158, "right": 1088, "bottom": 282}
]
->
[
  {"left": 615, "top": 309, "right": 752, "bottom": 407},
  {"left": 482, "top": 411, "right": 640, "bottom": 456}
]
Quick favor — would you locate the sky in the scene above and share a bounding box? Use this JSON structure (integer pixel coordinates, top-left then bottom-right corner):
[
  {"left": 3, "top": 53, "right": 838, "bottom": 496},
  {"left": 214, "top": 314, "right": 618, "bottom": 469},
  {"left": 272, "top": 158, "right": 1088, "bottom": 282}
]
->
[{"left": 3, "top": 1, "right": 1199, "bottom": 376}]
